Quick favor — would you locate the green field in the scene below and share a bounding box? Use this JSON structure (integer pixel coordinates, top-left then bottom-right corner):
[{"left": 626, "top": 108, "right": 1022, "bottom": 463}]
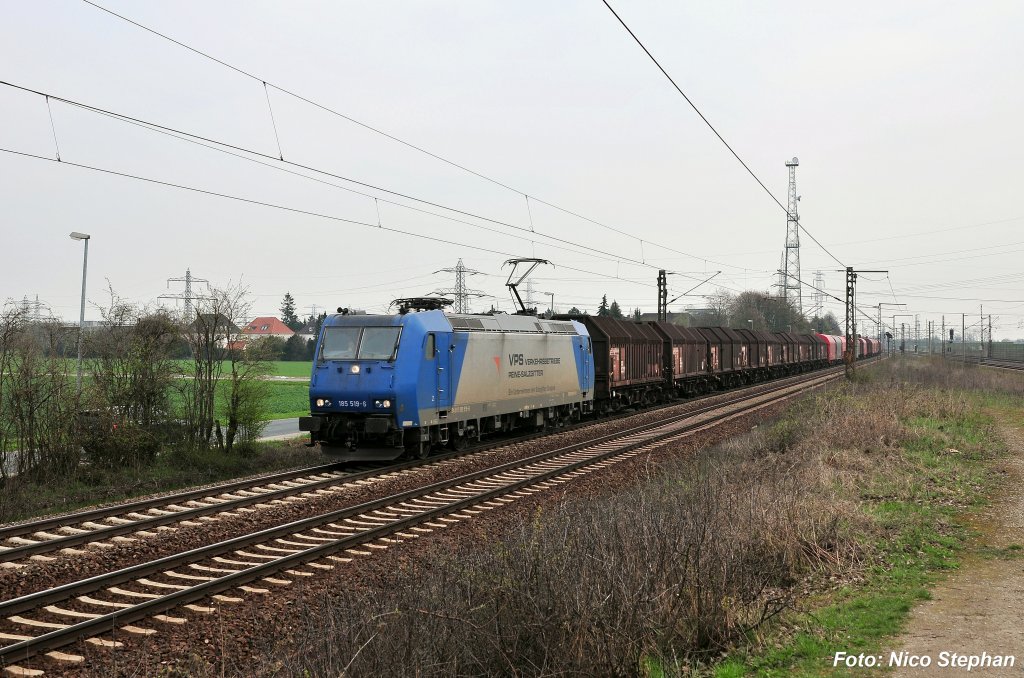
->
[
  {"left": 263, "top": 381, "right": 310, "bottom": 418},
  {"left": 267, "top": 361, "right": 313, "bottom": 378},
  {"left": 169, "top": 360, "right": 312, "bottom": 379},
  {"left": 163, "top": 379, "right": 309, "bottom": 421}
]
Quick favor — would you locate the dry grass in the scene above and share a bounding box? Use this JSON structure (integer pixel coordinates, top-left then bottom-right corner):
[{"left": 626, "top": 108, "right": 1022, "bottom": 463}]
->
[{"left": 217, "top": 357, "right": 1023, "bottom": 677}]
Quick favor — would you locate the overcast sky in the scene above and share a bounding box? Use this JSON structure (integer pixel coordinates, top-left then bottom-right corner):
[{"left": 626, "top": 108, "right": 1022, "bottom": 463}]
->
[{"left": 2, "top": 1, "right": 1022, "bottom": 338}]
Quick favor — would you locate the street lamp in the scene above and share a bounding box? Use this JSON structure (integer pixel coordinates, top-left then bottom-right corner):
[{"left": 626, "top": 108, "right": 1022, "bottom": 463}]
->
[{"left": 70, "top": 231, "right": 90, "bottom": 394}]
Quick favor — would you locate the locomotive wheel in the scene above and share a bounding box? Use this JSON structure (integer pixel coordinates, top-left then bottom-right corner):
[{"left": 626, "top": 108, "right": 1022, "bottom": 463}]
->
[{"left": 450, "top": 434, "right": 469, "bottom": 452}]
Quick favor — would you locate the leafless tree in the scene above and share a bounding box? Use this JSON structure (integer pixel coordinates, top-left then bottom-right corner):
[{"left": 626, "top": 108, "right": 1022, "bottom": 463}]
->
[
  {"left": 223, "top": 334, "right": 272, "bottom": 453},
  {"left": 178, "top": 284, "right": 270, "bottom": 452}
]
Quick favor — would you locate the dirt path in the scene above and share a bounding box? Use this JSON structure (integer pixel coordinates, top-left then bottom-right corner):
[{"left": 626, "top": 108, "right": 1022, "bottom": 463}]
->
[{"left": 889, "top": 423, "right": 1024, "bottom": 676}]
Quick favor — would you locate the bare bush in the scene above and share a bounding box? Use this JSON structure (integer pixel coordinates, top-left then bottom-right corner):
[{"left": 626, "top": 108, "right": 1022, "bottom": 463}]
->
[
  {"left": 82, "top": 287, "right": 183, "bottom": 466},
  {"left": 264, "top": 436, "right": 860, "bottom": 677},
  {"left": 0, "top": 306, "right": 80, "bottom": 481}
]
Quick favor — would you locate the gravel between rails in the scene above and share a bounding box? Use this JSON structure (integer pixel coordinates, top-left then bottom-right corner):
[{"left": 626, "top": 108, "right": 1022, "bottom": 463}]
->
[
  {"left": 20, "top": 382, "right": 825, "bottom": 677},
  {"left": 0, "top": 372, "right": 827, "bottom": 605}
]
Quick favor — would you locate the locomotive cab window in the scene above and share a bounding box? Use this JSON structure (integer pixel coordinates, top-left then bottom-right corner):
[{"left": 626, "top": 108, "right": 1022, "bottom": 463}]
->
[
  {"left": 424, "top": 333, "right": 436, "bottom": 359},
  {"left": 357, "top": 327, "right": 402, "bottom": 360},
  {"left": 320, "top": 327, "right": 360, "bottom": 360}
]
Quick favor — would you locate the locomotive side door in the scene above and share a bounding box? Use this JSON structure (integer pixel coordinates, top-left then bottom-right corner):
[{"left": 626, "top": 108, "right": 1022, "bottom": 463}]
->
[
  {"left": 433, "top": 332, "right": 453, "bottom": 413},
  {"left": 579, "top": 336, "right": 593, "bottom": 394}
]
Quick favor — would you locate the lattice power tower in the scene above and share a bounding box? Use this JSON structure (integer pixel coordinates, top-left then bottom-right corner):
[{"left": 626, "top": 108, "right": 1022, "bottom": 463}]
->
[
  {"left": 782, "top": 157, "right": 802, "bottom": 315},
  {"left": 435, "top": 259, "right": 484, "bottom": 314},
  {"left": 812, "top": 270, "right": 824, "bottom": 319}
]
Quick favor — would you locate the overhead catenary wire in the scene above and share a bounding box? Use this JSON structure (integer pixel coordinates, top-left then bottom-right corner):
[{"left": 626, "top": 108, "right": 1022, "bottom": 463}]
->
[
  {"left": 0, "top": 79, "right": 733, "bottom": 290},
  {"left": 44, "top": 95, "right": 61, "bottom": 161},
  {"left": 74, "top": 101, "right": 631, "bottom": 269},
  {"left": 0, "top": 145, "right": 669, "bottom": 293},
  {"left": 79, "top": 0, "right": 748, "bottom": 274},
  {"left": 598, "top": 0, "right": 845, "bottom": 270}
]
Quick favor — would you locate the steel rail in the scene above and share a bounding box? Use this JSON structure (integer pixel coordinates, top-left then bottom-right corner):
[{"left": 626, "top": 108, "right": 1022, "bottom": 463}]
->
[
  {"left": 0, "top": 461, "right": 348, "bottom": 540},
  {"left": 0, "top": 370, "right": 838, "bottom": 665},
  {"left": 0, "top": 362, "right": 856, "bottom": 561},
  {"left": 1, "top": 369, "right": 833, "bottom": 614}
]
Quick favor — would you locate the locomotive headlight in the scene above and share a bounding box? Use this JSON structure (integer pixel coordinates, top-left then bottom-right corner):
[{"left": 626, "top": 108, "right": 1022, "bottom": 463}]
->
[
  {"left": 350, "top": 364, "right": 361, "bottom": 374},
  {"left": 382, "top": 399, "right": 391, "bottom": 408},
  {"left": 316, "top": 398, "right": 325, "bottom": 407}
]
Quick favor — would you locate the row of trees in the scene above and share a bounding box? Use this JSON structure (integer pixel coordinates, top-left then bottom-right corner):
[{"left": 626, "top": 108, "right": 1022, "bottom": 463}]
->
[
  {"left": 690, "top": 290, "right": 841, "bottom": 334},
  {"left": 563, "top": 291, "right": 841, "bottom": 334},
  {"left": 1, "top": 285, "right": 273, "bottom": 482}
]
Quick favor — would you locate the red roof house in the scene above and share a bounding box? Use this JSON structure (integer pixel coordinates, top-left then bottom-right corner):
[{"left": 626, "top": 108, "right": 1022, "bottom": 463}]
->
[{"left": 242, "top": 317, "right": 295, "bottom": 340}]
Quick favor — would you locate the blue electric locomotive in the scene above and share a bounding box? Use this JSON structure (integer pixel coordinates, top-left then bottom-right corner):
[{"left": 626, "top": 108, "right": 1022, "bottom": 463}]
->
[{"left": 300, "top": 310, "right": 595, "bottom": 460}]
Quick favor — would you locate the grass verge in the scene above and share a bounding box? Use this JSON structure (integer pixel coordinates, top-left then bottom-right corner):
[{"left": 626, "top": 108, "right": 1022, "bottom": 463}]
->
[{"left": 714, "top": 359, "right": 1018, "bottom": 677}]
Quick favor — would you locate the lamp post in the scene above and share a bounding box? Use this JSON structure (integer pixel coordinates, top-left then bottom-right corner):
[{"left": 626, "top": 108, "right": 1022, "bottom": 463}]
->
[{"left": 70, "top": 231, "right": 90, "bottom": 394}]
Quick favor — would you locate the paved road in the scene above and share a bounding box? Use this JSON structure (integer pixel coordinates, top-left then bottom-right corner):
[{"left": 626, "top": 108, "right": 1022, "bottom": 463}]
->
[
  {"left": 260, "top": 417, "right": 302, "bottom": 441},
  {"left": 1, "top": 451, "right": 18, "bottom": 478}
]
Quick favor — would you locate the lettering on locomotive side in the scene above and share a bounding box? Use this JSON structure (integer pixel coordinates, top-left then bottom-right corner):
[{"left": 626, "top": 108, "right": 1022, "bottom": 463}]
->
[
  {"left": 508, "top": 369, "right": 544, "bottom": 378},
  {"left": 508, "top": 354, "right": 562, "bottom": 367}
]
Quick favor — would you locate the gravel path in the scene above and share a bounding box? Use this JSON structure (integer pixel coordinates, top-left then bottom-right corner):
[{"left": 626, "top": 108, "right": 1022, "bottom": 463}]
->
[{"left": 890, "top": 422, "right": 1024, "bottom": 677}]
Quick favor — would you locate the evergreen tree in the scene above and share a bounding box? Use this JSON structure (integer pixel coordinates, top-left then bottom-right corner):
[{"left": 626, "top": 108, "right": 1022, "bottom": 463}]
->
[
  {"left": 597, "top": 295, "right": 610, "bottom": 317},
  {"left": 567, "top": 306, "right": 583, "bottom": 316},
  {"left": 280, "top": 292, "right": 301, "bottom": 331},
  {"left": 632, "top": 307, "right": 641, "bottom": 321},
  {"left": 283, "top": 334, "right": 307, "bottom": 361},
  {"left": 609, "top": 300, "right": 623, "bottom": 319}
]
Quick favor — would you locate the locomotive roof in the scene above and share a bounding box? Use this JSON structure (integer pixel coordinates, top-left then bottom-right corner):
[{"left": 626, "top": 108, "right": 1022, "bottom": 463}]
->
[
  {"left": 447, "top": 314, "right": 579, "bottom": 335},
  {"left": 322, "top": 310, "right": 580, "bottom": 335}
]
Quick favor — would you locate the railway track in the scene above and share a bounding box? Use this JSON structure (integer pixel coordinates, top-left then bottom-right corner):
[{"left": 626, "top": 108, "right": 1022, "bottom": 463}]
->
[
  {"left": 981, "top": 358, "right": 1024, "bottom": 372},
  {"left": 0, "top": 364, "right": 854, "bottom": 566},
  {"left": 0, "top": 367, "right": 845, "bottom": 673}
]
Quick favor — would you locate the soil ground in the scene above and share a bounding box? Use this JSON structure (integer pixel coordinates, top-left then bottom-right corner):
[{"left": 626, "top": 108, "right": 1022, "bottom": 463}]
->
[{"left": 890, "top": 423, "right": 1024, "bottom": 676}]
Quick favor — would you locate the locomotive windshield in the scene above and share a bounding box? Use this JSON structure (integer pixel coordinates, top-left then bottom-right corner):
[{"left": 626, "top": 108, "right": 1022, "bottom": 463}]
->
[
  {"left": 320, "top": 326, "right": 402, "bottom": 361},
  {"left": 357, "top": 327, "right": 402, "bottom": 360},
  {"left": 321, "top": 327, "right": 360, "bottom": 360}
]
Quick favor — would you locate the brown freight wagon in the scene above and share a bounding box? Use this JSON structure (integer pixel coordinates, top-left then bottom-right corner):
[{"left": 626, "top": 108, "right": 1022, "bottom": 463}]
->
[
  {"left": 690, "top": 326, "right": 746, "bottom": 388},
  {"left": 778, "top": 332, "right": 816, "bottom": 372},
  {"left": 648, "top": 322, "right": 710, "bottom": 395},
  {"left": 563, "top": 316, "right": 664, "bottom": 409},
  {"left": 733, "top": 329, "right": 788, "bottom": 382}
]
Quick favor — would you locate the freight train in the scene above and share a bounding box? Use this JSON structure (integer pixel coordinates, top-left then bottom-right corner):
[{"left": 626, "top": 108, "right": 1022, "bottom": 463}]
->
[{"left": 299, "top": 309, "right": 880, "bottom": 459}]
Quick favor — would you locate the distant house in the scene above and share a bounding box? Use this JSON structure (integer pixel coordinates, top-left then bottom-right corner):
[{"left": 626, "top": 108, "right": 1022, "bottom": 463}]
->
[
  {"left": 296, "top": 321, "right": 319, "bottom": 343},
  {"left": 188, "top": 313, "right": 241, "bottom": 340},
  {"left": 184, "top": 313, "right": 242, "bottom": 352},
  {"left": 242, "top": 317, "right": 295, "bottom": 341}
]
